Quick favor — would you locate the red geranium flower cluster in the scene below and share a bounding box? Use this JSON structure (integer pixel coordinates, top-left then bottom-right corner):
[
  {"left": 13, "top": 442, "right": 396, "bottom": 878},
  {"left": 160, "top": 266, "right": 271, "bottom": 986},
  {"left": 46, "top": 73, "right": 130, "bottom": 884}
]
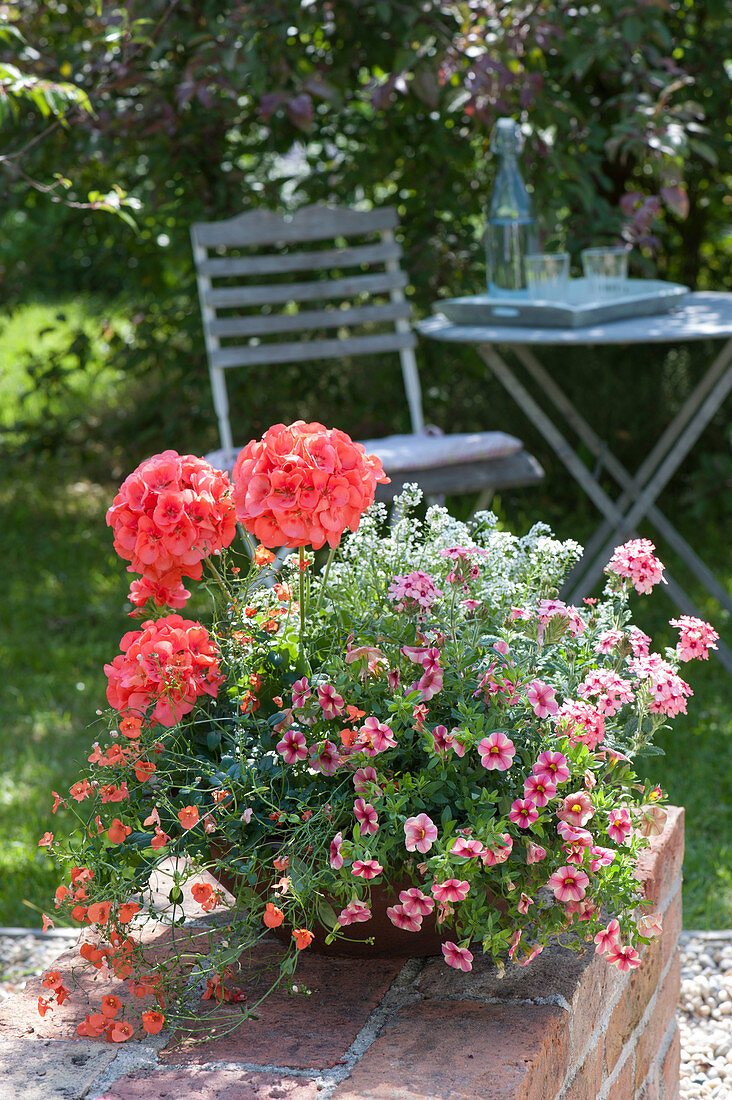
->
[
  {"left": 104, "top": 614, "right": 223, "bottom": 727},
  {"left": 106, "top": 450, "right": 236, "bottom": 609},
  {"left": 231, "top": 420, "right": 389, "bottom": 549}
]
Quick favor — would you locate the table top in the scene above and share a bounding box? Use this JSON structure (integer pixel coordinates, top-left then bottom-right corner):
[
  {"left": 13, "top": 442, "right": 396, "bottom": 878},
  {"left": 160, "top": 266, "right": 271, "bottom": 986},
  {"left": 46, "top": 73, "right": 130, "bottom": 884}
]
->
[{"left": 417, "top": 291, "right": 732, "bottom": 346}]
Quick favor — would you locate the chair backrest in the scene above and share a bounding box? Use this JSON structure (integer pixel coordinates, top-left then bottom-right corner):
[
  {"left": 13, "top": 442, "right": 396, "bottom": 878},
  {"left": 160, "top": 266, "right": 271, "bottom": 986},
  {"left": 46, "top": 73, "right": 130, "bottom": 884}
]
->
[{"left": 191, "top": 205, "right": 425, "bottom": 456}]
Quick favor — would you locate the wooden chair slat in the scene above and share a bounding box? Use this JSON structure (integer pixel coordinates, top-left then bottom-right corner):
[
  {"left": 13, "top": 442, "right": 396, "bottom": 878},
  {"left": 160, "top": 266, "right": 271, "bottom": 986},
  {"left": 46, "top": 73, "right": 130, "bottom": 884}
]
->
[
  {"left": 209, "top": 301, "right": 412, "bottom": 339},
  {"left": 192, "top": 205, "right": 399, "bottom": 248},
  {"left": 198, "top": 241, "right": 402, "bottom": 278},
  {"left": 204, "top": 270, "right": 408, "bottom": 309},
  {"left": 211, "top": 331, "right": 417, "bottom": 369}
]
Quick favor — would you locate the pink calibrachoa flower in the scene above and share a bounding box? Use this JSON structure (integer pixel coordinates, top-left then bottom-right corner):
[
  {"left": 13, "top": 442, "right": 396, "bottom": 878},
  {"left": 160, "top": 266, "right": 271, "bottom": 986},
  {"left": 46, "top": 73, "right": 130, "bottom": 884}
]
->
[
  {"left": 557, "top": 791, "right": 595, "bottom": 827},
  {"left": 404, "top": 813, "right": 438, "bottom": 854},
  {"left": 352, "top": 766, "right": 381, "bottom": 795},
  {"left": 336, "top": 900, "right": 371, "bottom": 926},
  {"left": 353, "top": 798, "right": 379, "bottom": 835},
  {"left": 508, "top": 929, "right": 522, "bottom": 960},
  {"left": 386, "top": 904, "right": 422, "bottom": 931},
  {"left": 477, "top": 730, "right": 516, "bottom": 771},
  {"left": 316, "top": 684, "right": 344, "bottom": 719},
  {"left": 352, "top": 859, "right": 383, "bottom": 880},
  {"left": 526, "top": 679, "right": 559, "bottom": 719},
  {"left": 557, "top": 821, "right": 593, "bottom": 847},
  {"left": 605, "top": 943, "right": 641, "bottom": 971},
  {"left": 276, "top": 729, "right": 308, "bottom": 764},
  {"left": 329, "top": 832, "right": 344, "bottom": 870},
  {"left": 432, "top": 725, "right": 465, "bottom": 757},
  {"left": 441, "top": 941, "right": 473, "bottom": 972},
  {"left": 608, "top": 807, "right": 633, "bottom": 845},
  {"left": 594, "top": 919, "right": 620, "bottom": 954},
  {"left": 578, "top": 669, "right": 635, "bottom": 717},
  {"left": 526, "top": 842, "right": 547, "bottom": 864},
  {"left": 509, "top": 798, "right": 539, "bottom": 829},
  {"left": 399, "top": 888, "right": 435, "bottom": 917},
  {"left": 482, "top": 833, "right": 513, "bottom": 866},
  {"left": 517, "top": 893, "right": 533, "bottom": 914},
  {"left": 415, "top": 664, "right": 444, "bottom": 701},
  {"left": 432, "top": 879, "right": 470, "bottom": 904},
  {"left": 309, "top": 740, "right": 341, "bottom": 775},
  {"left": 547, "top": 865, "right": 589, "bottom": 903},
  {"left": 555, "top": 700, "right": 606, "bottom": 750},
  {"left": 450, "top": 837, "right": 485, "bottom": 859},
  {"left": 606, "top": 538, "right": 665, "bottom": 594},
  {"left": 523, "top": 774, "right": 556, "bottom": 807},
  {"left": 670, "top": 616, "right": 719, "bottom": 662},
  {"left": 589, "top": 846, "right": 616, "bottom": 872},
  {"left": 564, "top": 899, "right": 597, "bottom": 922},
  {"left": 359, "top": 716, "right": 397, "bottom": 754},
  {"left": 519, "top": 944, "right": 544, "bottom": 968},
  {"left": 533, "top": 750, "right": 570, "bottom": 786},
  {"left": 291, "top": 677, "right": 311, "bottom": 708},
  {"left": 637, "top": 912, "right": 663, "bottom": 938}
]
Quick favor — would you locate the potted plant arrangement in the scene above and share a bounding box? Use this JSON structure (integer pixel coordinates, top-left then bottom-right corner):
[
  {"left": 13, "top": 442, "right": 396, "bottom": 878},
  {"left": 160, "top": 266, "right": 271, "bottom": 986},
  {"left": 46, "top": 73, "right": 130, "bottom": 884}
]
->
[{"left": 39, "top": 420, "right": 718, "bottom": 1041}]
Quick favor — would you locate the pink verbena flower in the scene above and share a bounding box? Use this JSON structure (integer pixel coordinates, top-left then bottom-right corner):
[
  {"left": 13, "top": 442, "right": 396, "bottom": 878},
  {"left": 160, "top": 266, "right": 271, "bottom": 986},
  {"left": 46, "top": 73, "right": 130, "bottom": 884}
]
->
[
  {"left": 671, "top": 615, "right": 719, "bottom": 662},
  {"left": 351, "top": 859, "right": 383, "bottom": 880},
  {"left": 509, "top": 798, "right": 539, "bottom": 829},
  {"left": 388, "top": 570, "right": 443, "bottom": 613},
  {"left": 441, "top": 941, "right": 473, "bottom": 972},
  {"left": 337, "top": 900, "right": 371, "bottom": 926},
  {"left": 555, "top": 700, "right": 606, "bottom": 750},
  {"left": 628, "top": 627, "right": 652, "bottom": 657},
  {"left": 536, "top": 599, "right": 586, "bottom": 638},
  {"left": 605, "top": 538, "right": 665, "bottom": 594},
  {"left": 386, "top": 904, "right": 422, "bottom": 931},
  {"left": 276, "top": 729, "right": 308, "bottom": 764},
  {"left": 594, "top": 628, "right": 624, "bottom": 655},
  {"left": 477, "top": 730, "right": 516, "bottom": 771},
  {"left": 526, "top": 679, "right": 559, "bottom": 719},
  {"left": 533, "top": 750, "right": 570, "bottom": 786},
  {"left": 547, "top": 866, "right": 589, "bottom": 903},
  {"left": 432, "top": 879, "right": 470, "bottom": 903},
  {"left": 399, "top": 888, "right": 435, "bottom": 917},
  {"left": 557, "top": 791, "right": 595, "bottom": 827},
  {"left": 404, "top": 813, "right": 438, "bottom": 854},
  {"left": 632, "top": 655, "right": 693, "bottom": 717},
  {"left": 577, "top": 669, "right": 635, "bottom": 716},
  {"left": 353, "top": 798, "right": 379, "bottom": 835}
]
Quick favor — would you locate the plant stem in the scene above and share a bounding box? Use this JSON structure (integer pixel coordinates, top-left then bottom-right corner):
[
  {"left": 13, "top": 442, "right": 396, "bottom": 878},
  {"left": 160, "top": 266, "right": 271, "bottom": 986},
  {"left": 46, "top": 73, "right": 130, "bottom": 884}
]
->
[
  {"left": 298, "top": 546, "right": 307, "bottom": 663},
  {"left": 315, "top": 545, "right": 337, "bottom": 612}
]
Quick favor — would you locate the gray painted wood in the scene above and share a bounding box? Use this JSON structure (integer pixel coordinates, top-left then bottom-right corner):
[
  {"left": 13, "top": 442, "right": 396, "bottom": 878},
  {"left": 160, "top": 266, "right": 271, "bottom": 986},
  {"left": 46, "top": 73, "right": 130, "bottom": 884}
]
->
[
  {"left": 192, "top": 204, "right": 399, "bottom": 248},
  {"left": 209, "top": 301, "right": 412, "bottom": 338},
  {"left": 197, "top": 241, "right": 402, "bottom": 278},
  {"left": 211, "top": 330, "right": 417, "bottom": 369},
  {"left": 204, "top": 269, "right": 408, "bottom": 309}
]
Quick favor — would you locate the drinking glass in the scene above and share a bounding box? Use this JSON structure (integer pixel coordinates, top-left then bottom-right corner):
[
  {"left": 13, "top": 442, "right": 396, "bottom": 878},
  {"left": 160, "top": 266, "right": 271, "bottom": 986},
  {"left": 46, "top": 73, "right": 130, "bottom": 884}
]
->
[
  {"left": 581, "top": 246, "right": 629, "bottom": 298},
  {"left": 524, "top": 252, "right": 570, "bottom": 302}
]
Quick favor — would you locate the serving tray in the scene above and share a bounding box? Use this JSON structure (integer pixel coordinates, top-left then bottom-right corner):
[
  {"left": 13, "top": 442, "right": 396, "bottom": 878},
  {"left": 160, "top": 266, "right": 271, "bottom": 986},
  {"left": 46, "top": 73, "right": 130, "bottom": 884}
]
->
[{"left": 434, "top": 279, "right": 689, "bottom": 329}]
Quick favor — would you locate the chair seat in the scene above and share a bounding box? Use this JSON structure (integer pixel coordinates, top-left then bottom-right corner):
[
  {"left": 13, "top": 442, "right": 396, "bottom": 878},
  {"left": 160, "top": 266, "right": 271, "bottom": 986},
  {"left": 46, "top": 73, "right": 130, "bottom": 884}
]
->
[{"left": 358, "top": 430, "right": 523, "bottom": 473}]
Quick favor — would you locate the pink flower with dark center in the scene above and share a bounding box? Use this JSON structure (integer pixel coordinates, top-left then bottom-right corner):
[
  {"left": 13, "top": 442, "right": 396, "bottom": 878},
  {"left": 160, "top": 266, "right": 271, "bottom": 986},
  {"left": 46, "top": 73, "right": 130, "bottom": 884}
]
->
[
  {"left": 359, "top": 716, "right": 397, "bottom": 755},
  {"left": 594, "top": 628, "right": 624, "bottom": 654},
  {"left": 276, "top": 728, "right": 308, "bottom": 764},
  {"left": 594, "top": 919, "right": 620, "bottom": 954},
  {"left": 632, "top": 655, "right": 693, "bottom": 717},
  {"left": 482, "top": 833, "right": 513, "bottom": 866},
  {"left": 523, "top": 774, "right": 556, "bottom": 807},
  {"left": 605, "top": 943, "right": 641, "bottom": 971},
  {"left": 589, "top": 845, "right": 616, "bottom": 872},
  {"left": 336, "top": 900, "right": 371, "bottom": 926},
  {"left": 317, "top": 684, "right": 344, "bottom": 719},
  {"left": 310, "top": 740, "right": 341, "bottom": 775},
  {"left": 555, "top": 700, "right": 606, "bottom": 750},
  {"left": 441, "top": 941, "right": 473, "bottom": 972},
  {"left": 353, "top": 798, "right": 379, "bottom": 836},
  {"left": 404, "top": 813, "right": 438, "bottom": 854},
  {"left": 450, "top": 837, "right": 485, "bottom": 859},
  {"left": 399, "top": 888, "right": 435, "bottom": 917},
  {"left": 351, "top": 859, "right": 383, "bottom": 880},
  {"left": 352, "top": 766, "right": 381, "bottom": 796},
  {"left": 533, "top": 750, "right": 569, "bottom": 786},
  {"left": 547, "top": 865, "right": 589, "bottom": 903},
  {"left": 388, "top": 571, "right": 443, "bottom": 613},
  {"left": 517, "top": 892, "right": 533, "bottom": 915},
  {"left": 526, "top": 842, "right": 547, "bottom": 864},
  {"left": 578, "top": 669, "right": 635, "bottom": 717},
  {"left": 607, "top": 807, "right": 632, "bottom": 844},
  {"left": 329, "top": 832, "right": 344, "bottom": 870},
  {"left": 605, "top": 538, "right": 665, "bottom": 594},
  {"left": 432, "top": 879, "right": 470, "bottom": 904},
  {"left": 386, "top": 904, "right": 422, "bottom": 931},
  {"left": 478, "top": 731, "right": 516, "bottom": 771},
  {"left": 628, "top": 628, "right": 651, "bottom": 657},
  {"left": 526, "top": 679, "right": 559, "bottom": 719},
  {"left": 291, "top": 677, "right": 311, "bottom": 708},
  {"left": 509, "top": 798, "right": 539, "bottom": 829},
  {"left": 557, "top": 791, "right": 595, "bottom": 827}
]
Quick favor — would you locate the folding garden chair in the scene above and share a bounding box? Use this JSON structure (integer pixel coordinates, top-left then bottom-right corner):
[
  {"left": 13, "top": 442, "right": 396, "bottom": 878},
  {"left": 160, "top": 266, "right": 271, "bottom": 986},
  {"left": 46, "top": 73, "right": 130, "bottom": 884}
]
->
[{"left": 190, "top": 204, "right": 543, "bottom": 507}]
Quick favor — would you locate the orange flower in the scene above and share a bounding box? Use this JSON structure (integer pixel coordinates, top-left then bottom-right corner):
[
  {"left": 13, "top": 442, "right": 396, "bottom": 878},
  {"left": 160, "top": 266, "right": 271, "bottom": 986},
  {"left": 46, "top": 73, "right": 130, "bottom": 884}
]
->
[
  {"left": 109, "top": 1020, "right": 134, "bottom": 1042},
  {"left": 38, "top": 832, "right": 54, "bottom": 849},
  {"left": 272, "top": 856, "right": 289, "bottom": 871},
  {"left": 42, "top": 913, "right": 55, "bottom": 933},
  {"left": 87, "top": 900, "right": 112, "bottom": 925},
  {"left": 69, "top": 780, "right": 94, "bottom": 801},
  {"left": 273, "top": 582, "right": 293, "bottom": 601},
  {"left": 100, "top": 994, "right": 122, "bottom": 1019},
  {"left": 263, "top": 903, "right": 284, "bottom": 928},
  {"left": 191, "top": 882, "right": 214, "bottom": 906},
  {"left": 141, "top": 1010, "right": 165, "bottom": 1035},
  {"left": 118, "top": 902, "right": 141, "bottom": 923},
  {"left": 134, "top": 760, "right": 156, "bottom": 783},
  {"left": 211, "top": 789, "right": 231, "bottom": 805},
  {"left": 70, "top": 904, "right": 89, "bottom": 923},
  {"left": 177, "top": 805, "right": 199, "bottom": 830},
  {"left": 79, "top": 942, "right": 108, "bottom": 968},
  {"left": 37, "top": 996, "right": 53, "bottom": 1017},
  {"left": 54, "top": 884, "right": 70, "bottom": 907},
  {"left": 292, "top": 928, "right": 314, "bottom": 950},
  {"left": 119, "top": 715, "right": 142, "bottom": 739},
  {"left": 70, "top": 866, "right": 94, "bottom": 885},
  {"left": 253, "top": 546, "right": 276, "bottom": 566},
  {"left": 339, "top": 727, "right": 357, "bottom": 747},
  {"left": 107, "top": 819, "right": 132, "bottom": 845},
  {"left": 151, "top": 826, "right": 170, "bottom": 849},
  {"left": 77, "top": 1013, "right": 107, "bottom": 1037}
]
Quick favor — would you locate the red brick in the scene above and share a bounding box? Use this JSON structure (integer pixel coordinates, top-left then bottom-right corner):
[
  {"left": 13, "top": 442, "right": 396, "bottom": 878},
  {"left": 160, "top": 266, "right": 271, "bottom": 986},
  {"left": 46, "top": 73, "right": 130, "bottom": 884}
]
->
[
  {"left": 634, "top": 954, "right": 681, "bottom": 1093},
  {"left": 561, "top": 1039, "right": 604, "bottom": 1100},
  {"left": 332, "top": 1000, "right": 570, "bottom": 1100},
  {"left": 635, "top": 1065, "right": 661, "bottom": 1100},
  {"left": 161, "top": 938, "right": 402, "bottom": 1070},
  {"left": 660, "top": 887, "right": 682, "bottom": 972},
  {"left": 608, "top": 1053, "right": 635, "bottom": 1100},
  {"left": 635, "top": 807, "right": 684, "bottom": 909},
  {"left": 661, "top": 1026, "right": 680, "bottom": 1100},
  {"left": 99, "top": 1067, "right": 321, "bottom": 1099},
  {"left": 567, "top": 948, "right": 625, "bottom": 1062}
]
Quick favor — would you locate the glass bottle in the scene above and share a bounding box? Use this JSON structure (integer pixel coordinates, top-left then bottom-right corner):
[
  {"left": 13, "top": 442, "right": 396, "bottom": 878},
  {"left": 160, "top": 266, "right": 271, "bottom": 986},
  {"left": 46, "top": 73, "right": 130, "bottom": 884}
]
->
[{"left": 485, "top": 118, "right": 538, "bottom": 295}]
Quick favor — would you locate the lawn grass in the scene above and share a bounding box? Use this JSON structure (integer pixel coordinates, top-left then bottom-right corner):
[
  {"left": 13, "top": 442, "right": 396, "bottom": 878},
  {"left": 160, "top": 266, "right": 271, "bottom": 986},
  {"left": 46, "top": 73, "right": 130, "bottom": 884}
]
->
[{"left": 1, "top": 298, "right": 730, "bottom": 929}]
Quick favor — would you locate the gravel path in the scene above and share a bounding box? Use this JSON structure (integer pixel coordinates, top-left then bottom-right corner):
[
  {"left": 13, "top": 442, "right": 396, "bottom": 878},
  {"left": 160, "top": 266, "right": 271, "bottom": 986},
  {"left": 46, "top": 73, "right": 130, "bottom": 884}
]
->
[{"left": 2, "top": 928, "right": 731, "bottom": 1094}]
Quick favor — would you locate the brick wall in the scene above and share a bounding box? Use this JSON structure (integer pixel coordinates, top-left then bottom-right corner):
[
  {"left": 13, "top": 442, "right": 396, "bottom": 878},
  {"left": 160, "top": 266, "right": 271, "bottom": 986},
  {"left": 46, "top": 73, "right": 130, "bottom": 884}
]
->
[{"left": 0, "top": 808, "right": 684, "bottom": 1100}]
